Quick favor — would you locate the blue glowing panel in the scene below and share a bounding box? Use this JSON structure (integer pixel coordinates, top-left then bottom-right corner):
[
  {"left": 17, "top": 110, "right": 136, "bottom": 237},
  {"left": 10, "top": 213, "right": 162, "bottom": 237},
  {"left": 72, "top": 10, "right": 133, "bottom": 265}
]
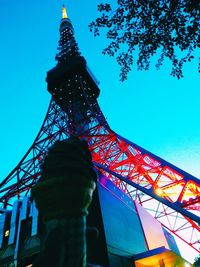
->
[
  {"left": 29, "top": 201, "right": 38, "bottom": 236},
  {"left": 20, "top": 196, "right": 29, "bottom": 220},
  {"left": 98, "top": 176, "right": 148, "bottom": 256},
  {"left": 163, "top": 228, "right": 180, "bottom": 255},
  {"left": 8, "top": 200, "right": 20, "bottom": 245},
  {"left": 0, "top": 213, "right": 6, "bottom": 248}
]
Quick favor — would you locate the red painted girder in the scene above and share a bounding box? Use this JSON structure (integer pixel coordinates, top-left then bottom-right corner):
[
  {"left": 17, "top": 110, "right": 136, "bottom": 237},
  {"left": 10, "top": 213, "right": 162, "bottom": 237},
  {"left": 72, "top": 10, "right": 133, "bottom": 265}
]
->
[{"left": 84, "top": 127, "right": 200, "bottom": 211}]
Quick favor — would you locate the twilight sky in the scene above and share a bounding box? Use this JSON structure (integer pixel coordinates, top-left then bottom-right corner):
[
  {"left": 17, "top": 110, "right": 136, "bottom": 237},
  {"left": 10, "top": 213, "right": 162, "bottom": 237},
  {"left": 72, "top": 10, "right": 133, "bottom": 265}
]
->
[{"left": 0, "top": 1, "right": 199, "bottom": 262}]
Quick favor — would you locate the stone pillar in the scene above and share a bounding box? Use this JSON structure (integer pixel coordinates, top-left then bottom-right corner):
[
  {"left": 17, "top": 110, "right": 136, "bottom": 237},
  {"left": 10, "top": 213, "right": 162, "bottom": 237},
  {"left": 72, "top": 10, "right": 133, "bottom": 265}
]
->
[{"left": 31, "top": 136, "right": 97, "bottom": 267}]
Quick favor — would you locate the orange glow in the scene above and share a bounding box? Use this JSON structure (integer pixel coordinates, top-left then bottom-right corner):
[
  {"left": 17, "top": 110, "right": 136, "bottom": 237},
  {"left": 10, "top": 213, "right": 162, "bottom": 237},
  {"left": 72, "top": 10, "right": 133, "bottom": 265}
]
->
[
  {"left": 155, "top": 187, "right": 164, "bottom": 196},
  {"left": 135, "top": 250, "right": 192, "bottom": 267},
  {"left": 4, "top": 230, "right": 9, "bottom": 237},
  {"left": 155, "top": 185, "right": 197, "bottom": 198}
]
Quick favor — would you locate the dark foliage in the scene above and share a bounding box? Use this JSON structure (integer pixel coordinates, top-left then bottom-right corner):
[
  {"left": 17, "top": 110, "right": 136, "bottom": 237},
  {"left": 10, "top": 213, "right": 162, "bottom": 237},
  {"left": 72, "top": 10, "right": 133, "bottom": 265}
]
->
[
  {"left": 194, "top": 254, "right": 200, "bottom": 266},
  {"left": 89, "top": 0, "right": 200, "bottom": 81}
]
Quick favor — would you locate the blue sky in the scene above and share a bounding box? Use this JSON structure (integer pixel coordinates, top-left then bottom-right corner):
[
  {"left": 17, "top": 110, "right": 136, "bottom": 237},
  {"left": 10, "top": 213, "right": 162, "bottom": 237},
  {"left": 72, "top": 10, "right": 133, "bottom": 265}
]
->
[
  {"left": 0, "top": 1, "right": 199, "bottom": 180},
  {"left": 0, "top": 1, "right": 199, "bottom": 262}
]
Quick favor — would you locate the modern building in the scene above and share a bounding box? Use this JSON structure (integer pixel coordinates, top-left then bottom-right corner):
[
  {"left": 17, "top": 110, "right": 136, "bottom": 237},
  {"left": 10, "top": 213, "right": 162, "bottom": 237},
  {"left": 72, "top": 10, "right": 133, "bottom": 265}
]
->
[{"left": 0, "top": 173, "right": 193, "bottom": 266}]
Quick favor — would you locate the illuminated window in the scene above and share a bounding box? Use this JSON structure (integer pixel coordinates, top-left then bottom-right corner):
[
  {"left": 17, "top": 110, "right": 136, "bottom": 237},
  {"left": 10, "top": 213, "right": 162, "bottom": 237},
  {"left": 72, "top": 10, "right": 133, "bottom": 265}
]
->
[{"left": 5, "top": 230, "right": 9, "bottom": 237}]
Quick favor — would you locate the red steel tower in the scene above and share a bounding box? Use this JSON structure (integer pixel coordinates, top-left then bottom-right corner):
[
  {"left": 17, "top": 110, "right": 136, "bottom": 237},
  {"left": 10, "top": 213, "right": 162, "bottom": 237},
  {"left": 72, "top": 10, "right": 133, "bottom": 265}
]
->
[{"left": 0, "top": 6, "right": 199, "bottom": 266}]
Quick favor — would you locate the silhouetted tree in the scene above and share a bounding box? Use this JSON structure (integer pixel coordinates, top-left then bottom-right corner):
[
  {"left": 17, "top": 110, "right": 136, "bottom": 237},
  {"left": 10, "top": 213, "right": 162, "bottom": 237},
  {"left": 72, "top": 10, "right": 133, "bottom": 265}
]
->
[
  {"left": 89, "top": 0, "right": 200, "bottom": 81},
  {"left": 194, "top": 254, "right": 200, "bottom": 267}
]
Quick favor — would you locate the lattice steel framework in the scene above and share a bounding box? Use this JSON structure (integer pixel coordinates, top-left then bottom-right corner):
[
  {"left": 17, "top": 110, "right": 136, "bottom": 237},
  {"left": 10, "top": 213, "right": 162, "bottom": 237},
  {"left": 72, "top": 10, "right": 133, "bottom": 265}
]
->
[{"left": 0, "top": 8, "right": 199, "bottom": 254}]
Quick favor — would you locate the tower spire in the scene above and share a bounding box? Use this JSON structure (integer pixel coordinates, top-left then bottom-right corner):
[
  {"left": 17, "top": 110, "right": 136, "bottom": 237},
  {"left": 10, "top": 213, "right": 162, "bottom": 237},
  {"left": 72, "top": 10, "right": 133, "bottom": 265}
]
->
[
  {"left": 62, "top": 5, "right": 68, "bottom": 19},
  {"left": 55, "top": 5, "right": 80, "bottom": 63}
]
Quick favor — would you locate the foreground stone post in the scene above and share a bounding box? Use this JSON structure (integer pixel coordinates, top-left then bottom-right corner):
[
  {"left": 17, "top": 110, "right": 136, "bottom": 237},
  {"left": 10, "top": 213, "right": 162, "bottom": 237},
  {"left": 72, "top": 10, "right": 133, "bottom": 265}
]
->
[{"left": 31, "top": 136, "right": 97, "bottom": 267}]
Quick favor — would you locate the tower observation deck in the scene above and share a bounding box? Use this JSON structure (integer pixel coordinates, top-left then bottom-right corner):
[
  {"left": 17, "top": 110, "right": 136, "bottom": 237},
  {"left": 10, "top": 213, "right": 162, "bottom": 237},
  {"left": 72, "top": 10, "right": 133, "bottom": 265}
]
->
[{"left": 0, "top": 6, "right": 199, "bottom": 267}]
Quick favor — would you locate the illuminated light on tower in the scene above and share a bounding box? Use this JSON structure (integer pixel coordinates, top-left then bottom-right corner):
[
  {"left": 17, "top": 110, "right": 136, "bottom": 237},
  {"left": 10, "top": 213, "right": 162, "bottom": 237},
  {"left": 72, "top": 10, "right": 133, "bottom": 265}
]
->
[
  {"left": 155, "top": 187, "right": 164, "bottom": 196},
  {"left": 62, "top": 5, "right": 68, "bottom": 19}
]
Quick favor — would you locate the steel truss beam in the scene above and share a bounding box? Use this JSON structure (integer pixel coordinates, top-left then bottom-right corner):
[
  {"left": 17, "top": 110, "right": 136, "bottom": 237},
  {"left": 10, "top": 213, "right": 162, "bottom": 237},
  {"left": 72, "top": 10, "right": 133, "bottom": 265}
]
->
[{"left": 0, "top": 75, "right": 199, "bottom": 253}]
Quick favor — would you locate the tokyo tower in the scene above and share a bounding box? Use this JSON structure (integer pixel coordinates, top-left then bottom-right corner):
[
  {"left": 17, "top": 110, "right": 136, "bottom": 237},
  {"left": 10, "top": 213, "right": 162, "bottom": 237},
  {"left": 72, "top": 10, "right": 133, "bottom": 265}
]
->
[{"left": 0, "top": 5, "right": 199, "bottom": 267}]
